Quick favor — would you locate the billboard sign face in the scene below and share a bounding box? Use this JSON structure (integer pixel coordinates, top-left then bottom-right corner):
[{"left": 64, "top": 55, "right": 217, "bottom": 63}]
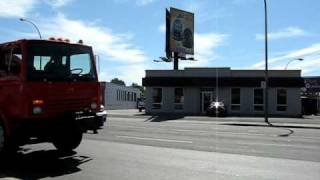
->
[
  {"left": 304, "top": 77, "right": 320, "bottom": 92},
  {"left": 169, "top": 7, "right": 194, "bottom": 55}
]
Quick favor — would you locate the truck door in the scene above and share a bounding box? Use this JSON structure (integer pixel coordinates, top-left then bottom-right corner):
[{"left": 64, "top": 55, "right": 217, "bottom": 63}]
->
[{"left": 0, "top": 43, "right": 24, "bottom": 119}]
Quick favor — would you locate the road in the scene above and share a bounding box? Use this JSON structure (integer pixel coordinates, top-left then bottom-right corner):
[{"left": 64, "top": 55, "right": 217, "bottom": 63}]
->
[{"left": 1, "top": 116, "right": 320, "bottom": 179}]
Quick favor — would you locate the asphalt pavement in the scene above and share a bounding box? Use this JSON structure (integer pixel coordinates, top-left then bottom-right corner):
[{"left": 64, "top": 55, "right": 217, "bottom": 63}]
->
[{"left": 0, "top": 115, "right": 320, "bottom": 180}]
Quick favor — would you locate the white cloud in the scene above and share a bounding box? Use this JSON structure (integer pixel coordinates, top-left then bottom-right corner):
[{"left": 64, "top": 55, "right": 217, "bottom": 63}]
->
[
  {"left": 251, "top": 43, "right": 320, "bottom": 75},
  {"left": 181, "top": 33, "right": 228, "bottom": 68},
  {"left": 154, "top": 31, "right": 227, "bottom": 68},
  {"left": 256, "top": 27, "right": 307, "bottom": 40},
  {"left": 99, "top": 64, "right": 148, "bottom": 85},
  {"left": 182, "top": 1, "right": 231, "bottom": 23},
  {"left": 40, "top": 14, "right": 148, "bottom": 63},
  {"left": 0, "top": 0, "right": 75, "bottom": 18},
  {"left": 195, "top": 33, "right": 226, "bottom": 59},
  {"left": 136, "top": 0, "right": 156, "bottom": 6},
  {"left": 114, "top": 0, "right": 156, "bottom": 6},
  {"left": 44, "top": 0, "right": 74, "bottom": 7},
  {"left": 0, "top": 0, "right": 37, "bottom": 18},
  {"left": 252, "top": 43, "right": 320, "bottom": 69},
  {"left": 232, "top": 0, "right": 255, "bottom": 5},
  {"left": 158, "top": 23, "right": 165, "bottom": 33}
]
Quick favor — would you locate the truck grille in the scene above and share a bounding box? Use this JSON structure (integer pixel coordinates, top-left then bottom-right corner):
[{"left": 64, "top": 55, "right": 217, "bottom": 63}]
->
[{"left": 47, "top": 98, "right": 91, "bottom": 112}]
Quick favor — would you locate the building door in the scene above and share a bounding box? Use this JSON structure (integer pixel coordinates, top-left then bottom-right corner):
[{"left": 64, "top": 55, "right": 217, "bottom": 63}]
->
[{"left": 202, "top": 92, "right": 213, "bottom": 113}]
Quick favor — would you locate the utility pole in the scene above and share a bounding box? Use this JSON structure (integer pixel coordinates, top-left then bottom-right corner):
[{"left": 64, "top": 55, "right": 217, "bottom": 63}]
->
[{"left": 264, "top": 0, "right": 270, "bottom": 125}]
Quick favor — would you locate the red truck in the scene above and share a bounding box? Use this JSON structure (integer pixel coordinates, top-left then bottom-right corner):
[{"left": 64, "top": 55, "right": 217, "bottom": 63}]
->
[{"left": 0, "top": 38, "right": 106, "bottom": 154}]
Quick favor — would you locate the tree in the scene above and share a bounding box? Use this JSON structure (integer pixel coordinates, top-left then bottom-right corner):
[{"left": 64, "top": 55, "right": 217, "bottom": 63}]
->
[
  {"left": 110, "top": 78, "right": 126, "bottom": 86},
  {"left": 131, "top": 83, "right": 145, "bottom": 97}
]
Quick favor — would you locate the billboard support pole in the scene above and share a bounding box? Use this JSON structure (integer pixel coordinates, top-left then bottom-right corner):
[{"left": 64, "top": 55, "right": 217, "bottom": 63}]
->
[{"left": 173, "top": 52, "right": 179, "bottom": 70}]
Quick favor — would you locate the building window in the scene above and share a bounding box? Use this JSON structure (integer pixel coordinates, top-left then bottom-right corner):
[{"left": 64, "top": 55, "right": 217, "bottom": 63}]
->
[
  {"left": 134, "top": 93, "right": 137, "bottom": 102},
  {"left": 277, "top": 89, "right": 287, "bottom": 111},
  {"left": 174, "top": 88, "right": 184, "bottom": 110},
  {"left": 127, "top": 92, "right": 130, "bottom": 101},
  {"left": 231, "top": 88, "right": 241, "bottom": 111},
  {"left": 152, "top": 88, "right": 162, "bottom": 109},
  {"left": 254, "top": 88, "right": 264, "bottom": 111},
  {"left": 117, "top": 90, "right": 119, "bottom": 101}
]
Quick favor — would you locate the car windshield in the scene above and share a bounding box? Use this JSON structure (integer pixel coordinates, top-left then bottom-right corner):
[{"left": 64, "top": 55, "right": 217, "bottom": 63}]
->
[{"left": 27, "top": 42, "right": 97, "bottom": 81}]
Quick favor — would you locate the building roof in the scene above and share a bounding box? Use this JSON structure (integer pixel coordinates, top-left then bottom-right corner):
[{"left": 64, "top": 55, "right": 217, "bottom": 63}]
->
[{"left": 145, "top": 67, "right": 301, "bottom": 78}]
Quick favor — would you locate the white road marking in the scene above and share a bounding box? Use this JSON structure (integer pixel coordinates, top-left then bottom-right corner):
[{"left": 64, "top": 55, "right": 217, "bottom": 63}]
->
[
  {"left": 116, "top": 135, "right": 193, "bottom": 144},
  {"left": 110, "top": 125, "right": 320, "bottom": 140},
  {"left": 110, "top": 124, "right": 208, "bottom": 133},
  {"left": 216, "top": 131, "right": 268, "bottom": 136}
]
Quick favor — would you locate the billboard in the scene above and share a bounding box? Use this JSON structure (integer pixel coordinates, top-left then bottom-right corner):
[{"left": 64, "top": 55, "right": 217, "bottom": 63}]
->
[
  {"left": 169, "top": 7, "right": 194, "bottom": 55},
  {"left": 304, "top": 77, "right": 320, "bottom": 92}
]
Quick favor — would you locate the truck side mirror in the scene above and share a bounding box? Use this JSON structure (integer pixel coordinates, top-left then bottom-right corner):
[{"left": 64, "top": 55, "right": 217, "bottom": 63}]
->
[{"left": 94, "top": 54, "right": 100, "bottom": 75}]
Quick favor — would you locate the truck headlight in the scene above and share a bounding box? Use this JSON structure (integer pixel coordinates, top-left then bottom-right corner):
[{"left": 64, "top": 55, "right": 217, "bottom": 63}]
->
[
  {"left": 91, "top": 102, "right": 97, "bottom": 109},
  {"left": 33, "top": 106, "right": 42, "bottom": 114}
]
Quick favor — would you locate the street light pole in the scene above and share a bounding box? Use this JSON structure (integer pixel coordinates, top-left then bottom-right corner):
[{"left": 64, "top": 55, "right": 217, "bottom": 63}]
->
[
  {"left": 284, "top": 58, "right": 304, "bottom": 70},
  {"left": 19, "top": 18, "right": 42, "bottom": 39},
  {"left": 264, "top": 0, "right": 269, "bottom": 125}
]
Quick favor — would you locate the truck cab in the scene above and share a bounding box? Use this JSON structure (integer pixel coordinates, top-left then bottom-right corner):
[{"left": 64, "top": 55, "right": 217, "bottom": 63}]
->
[{"left": 0, "top": 39, "right": 106, "bottom": 153}]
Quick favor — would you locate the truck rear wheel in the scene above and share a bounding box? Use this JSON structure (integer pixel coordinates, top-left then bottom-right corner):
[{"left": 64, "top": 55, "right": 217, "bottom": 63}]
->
[
  {"left": 0, "top": 123, "right": 5, "bottom": 154},
  {"left": 52, "top": 120, "right": 83, "bottom": 152},
  {"left": 0, "top": 123, "right": 16, "bottom": 157}
]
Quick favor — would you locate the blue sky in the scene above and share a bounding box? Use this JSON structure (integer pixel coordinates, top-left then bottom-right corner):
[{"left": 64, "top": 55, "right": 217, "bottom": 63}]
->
[{"left": 0, "top": 0, "right": 319, "bottom": 85}]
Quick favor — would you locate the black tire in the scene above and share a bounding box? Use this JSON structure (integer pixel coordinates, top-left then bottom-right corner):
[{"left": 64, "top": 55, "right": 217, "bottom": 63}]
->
[
  {"left": 0, "top": 123, "right": 5, "bottom": 155},
  {"left": 52, "top": 119, "right": 83, "bottom": 152},
  {"left": 0, "top": 122, "right": 18, "bottom": 157},
  {"left": 139, "top": 108, "right": 142, "bottom": 112}
]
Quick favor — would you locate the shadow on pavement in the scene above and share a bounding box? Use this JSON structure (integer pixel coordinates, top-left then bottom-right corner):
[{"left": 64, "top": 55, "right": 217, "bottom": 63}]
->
[
  {"left": 222, "top": 123, "right": 297, "bottom": 137},
  {"left": 277, "top": 128, "right": 295, "bottom": 137},
  {"left": 145, "top": 115, "right": 185, "bottom": 122},
  {"left": 0, "top": 149, "right": 91, "bottom": 180}
]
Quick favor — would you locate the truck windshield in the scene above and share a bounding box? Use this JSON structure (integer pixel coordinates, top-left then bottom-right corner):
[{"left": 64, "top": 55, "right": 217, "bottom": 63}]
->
[{"left": 27, "top": 42, "right": 97, "bottom": 81}]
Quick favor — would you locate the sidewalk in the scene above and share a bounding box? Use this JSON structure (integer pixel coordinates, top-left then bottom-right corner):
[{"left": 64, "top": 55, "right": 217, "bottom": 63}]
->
[{"left": 106, "top": 109, "right": 320, "bottom": 129}]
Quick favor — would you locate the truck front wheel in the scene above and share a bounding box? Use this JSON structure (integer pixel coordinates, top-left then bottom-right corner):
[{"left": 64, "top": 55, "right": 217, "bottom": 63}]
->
[{"left": 52, "top": 120, "right": 83, "bottom": 152}]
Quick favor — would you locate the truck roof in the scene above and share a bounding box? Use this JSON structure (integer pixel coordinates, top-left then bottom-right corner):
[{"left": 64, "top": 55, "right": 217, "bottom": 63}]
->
[{"left": 0, "top": 39, "right": 92, "bottom": 48}]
